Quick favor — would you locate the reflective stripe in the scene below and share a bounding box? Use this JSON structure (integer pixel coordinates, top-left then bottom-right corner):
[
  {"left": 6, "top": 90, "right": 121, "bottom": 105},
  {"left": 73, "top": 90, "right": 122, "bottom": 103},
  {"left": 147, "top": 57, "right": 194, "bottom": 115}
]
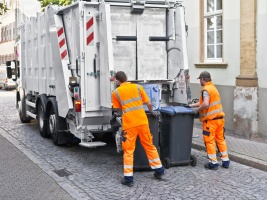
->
[
  {"left": 210, "top": 160, "right": 218, "bottom": 164},
  {"left": 221, "top": 157, "right": 229, "bottom": 161},
  {"left": 208, "top": 154, "right": 217, "bottom": 159},
  {"left": 136, "top": 85, "right": 141, "bottom": 96},
  {"left": 123, "top": 97, "right": 142, "bottom": 105},
  {"left": 123, "top": 105, "right": 143, "bottom": 114},
  {"left": 220, "top": 151, "right": 228, "bottom": 156},
  {"left": 114, "top": 85, "right": 142, "bottom": 106},
  {"left": 114, "top": 89, "right": 123, "bottom": 105},
  {"left": 151, "top": 164, "right": 163, "bottom": 169},
  {"left": 149, "top": 158, "right": 160, "bottom": 163},
  {"left": 124, "top": 165, "right": 133, "bottom": 169},
  {"left": 209, "top": 100, "right": 221, "bottom": 107},
  {"left": 124, "top": 172, "right": 133, "bottom": 176},
  {"left": 199, "top": 108, "right": 223, "bottom": 117}
]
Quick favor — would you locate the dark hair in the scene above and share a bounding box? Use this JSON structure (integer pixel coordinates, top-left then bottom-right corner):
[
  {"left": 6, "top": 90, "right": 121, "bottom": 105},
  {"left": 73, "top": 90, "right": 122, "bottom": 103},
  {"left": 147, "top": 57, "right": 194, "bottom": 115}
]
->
[
  {"left": 203, "top": 77, "right": 212, "bottom": 82},
  {"left": 115, "top": 71, "right": 127, "bottom": 83},
  {"left": 203, "top": 78, "right": 211, "bottom": 82}
]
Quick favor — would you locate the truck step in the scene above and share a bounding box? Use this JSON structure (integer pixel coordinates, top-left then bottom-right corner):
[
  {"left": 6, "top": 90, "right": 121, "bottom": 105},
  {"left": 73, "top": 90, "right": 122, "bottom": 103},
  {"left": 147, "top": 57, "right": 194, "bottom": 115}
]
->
[{"left": 79, "top": 141, "right": 107, "bottom": 148}]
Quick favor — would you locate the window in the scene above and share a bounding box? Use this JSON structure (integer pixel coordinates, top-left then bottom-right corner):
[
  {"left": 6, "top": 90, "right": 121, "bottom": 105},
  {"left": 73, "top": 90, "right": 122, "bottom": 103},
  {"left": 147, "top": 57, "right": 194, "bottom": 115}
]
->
[
  {"left": 13, "top": 22, "right": 16, "bottom": 40},
  {"left": 0, "top": 27, "right": 3, "bottom": 42},
  {"left": 204, "top": 0, "right": 222, "bottom": 62}
]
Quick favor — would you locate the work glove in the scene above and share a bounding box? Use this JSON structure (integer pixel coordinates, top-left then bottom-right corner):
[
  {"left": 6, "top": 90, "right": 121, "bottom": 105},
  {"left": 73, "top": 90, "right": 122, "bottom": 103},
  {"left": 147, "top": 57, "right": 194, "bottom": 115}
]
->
[
  {"left": 192, "top": 108, "right": 199, "bottom": 115},
  {"left": 151, "top": 111, "right": 160, "bottom": 117}
]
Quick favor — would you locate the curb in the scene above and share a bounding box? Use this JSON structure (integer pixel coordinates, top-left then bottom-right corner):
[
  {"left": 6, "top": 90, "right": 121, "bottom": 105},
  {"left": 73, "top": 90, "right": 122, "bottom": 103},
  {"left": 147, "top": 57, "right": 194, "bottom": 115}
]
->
[{"left": 192, "top": 143, "right": 267, "bottom": 172}]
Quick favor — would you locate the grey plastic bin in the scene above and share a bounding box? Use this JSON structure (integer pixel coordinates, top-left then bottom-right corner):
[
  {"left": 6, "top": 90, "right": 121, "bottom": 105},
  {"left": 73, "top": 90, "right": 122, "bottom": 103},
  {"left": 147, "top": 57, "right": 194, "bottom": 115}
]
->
[
  {"left": 134, "top": 113, "right": 160, "bottom": 170},
  {"left": 159, "top": 106, "right": 197, "bottom": 168}
]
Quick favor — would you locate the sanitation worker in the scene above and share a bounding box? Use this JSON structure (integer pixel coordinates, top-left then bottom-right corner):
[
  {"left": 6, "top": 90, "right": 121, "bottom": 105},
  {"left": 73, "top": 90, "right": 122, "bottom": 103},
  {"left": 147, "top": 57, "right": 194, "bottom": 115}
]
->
[
  {"left": 189, "top": 71, "right": 230, "bottom": 170},
  {"left": 112, "top": 71, "right": 164, "bottom": 187}
]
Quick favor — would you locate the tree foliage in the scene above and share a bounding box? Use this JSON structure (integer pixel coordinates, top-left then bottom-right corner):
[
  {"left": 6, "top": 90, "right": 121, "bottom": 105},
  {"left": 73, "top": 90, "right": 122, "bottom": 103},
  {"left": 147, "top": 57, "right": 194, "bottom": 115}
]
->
[
  {"left": 0, "top": 3, "right": 8, "bottom": 15},
  {"left": 38, "top": 0, "right": 72, "bottom": 11}
]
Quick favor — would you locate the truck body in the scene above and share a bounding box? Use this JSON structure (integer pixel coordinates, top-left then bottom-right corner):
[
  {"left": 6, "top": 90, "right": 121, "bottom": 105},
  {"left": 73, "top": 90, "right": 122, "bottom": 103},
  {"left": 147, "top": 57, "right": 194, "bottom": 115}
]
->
[{"left": 16, "top": 0, "right": 190, "bottom": 147}]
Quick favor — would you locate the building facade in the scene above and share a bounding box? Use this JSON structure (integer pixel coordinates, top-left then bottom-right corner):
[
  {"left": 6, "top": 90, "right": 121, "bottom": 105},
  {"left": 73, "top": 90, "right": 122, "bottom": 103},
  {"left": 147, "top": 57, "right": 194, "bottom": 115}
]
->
[
  {"left": 0, "top": 0, "right": 40, "bottom": 65},
  {"left": 0, "top": 0, "right": 17, "bottom": 64},
  {"left": 183, "top": 0, "right": 267, "bottom": 139}
]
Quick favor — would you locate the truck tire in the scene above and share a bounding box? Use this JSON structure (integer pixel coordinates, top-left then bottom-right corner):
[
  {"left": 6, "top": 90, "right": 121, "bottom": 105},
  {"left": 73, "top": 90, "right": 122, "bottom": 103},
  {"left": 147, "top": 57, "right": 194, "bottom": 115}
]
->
[
  {"left": 48, "top": 104, "right": 60, "bottom": 145},
  {"left": 37, "top": 96, "right": 49, "bottom": 138},
  {"left": 18, "top": 90, "right": 31, "bottom": 123},
  {"left": 47, "top": 97, "right": 70, "bottom": 146}
]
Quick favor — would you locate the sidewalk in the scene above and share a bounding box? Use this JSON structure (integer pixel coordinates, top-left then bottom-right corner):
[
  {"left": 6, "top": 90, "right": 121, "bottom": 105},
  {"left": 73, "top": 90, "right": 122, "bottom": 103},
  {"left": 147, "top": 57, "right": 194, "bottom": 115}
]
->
[
  {"left": 192, "top": 126, "right": 267, "bottom": 172},
  {"left": 0, "top": 128, "right": 74, "bottom": 200}
]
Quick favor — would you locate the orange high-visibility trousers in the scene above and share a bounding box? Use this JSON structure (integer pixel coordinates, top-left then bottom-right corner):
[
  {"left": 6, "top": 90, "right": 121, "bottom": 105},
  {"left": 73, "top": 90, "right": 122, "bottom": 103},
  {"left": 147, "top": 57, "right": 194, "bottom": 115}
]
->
[
  {"left": 122, "top": 124, "right": 162, "bottom": 177},
  {"left": 202, "top": 119, "right": 229, "bottom": 164}
]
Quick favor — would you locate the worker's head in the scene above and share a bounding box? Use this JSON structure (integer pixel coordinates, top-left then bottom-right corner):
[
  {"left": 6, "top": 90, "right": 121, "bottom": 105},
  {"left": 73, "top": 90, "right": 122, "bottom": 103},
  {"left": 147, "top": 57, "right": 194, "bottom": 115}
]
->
[
  {"left": 115, "top": 71, "right": 127, "bottom": 85},
  {"left": 197, "top": 71, "right": 212, "bottom": 86}
]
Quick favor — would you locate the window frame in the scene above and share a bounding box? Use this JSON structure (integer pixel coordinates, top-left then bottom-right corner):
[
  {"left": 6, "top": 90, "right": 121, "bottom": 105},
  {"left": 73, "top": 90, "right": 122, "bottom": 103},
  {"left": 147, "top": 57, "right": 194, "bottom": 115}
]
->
[{"left": 203, "top": 0, "right": 223, "bottom": 63}]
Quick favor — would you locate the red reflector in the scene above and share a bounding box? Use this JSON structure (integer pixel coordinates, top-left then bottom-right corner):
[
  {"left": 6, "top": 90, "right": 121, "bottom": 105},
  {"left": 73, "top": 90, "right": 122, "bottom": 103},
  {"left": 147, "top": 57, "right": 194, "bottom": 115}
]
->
[{"left": 75, "top": 100, "right": 81, "bottom": 112}]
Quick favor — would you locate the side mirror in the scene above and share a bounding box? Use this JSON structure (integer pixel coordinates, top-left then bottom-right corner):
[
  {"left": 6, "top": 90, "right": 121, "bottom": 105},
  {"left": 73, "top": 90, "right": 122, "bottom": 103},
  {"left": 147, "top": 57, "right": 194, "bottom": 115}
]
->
[
  {"left": 6, "top": 61, "right": 11, "bottom": 66},
  {"left": 7, "top": 67, "right": 12, "bottom": 79}
]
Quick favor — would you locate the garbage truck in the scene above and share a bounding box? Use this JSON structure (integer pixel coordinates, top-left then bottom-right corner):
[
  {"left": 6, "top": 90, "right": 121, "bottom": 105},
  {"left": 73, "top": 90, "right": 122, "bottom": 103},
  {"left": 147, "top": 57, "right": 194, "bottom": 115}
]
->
[{"left": 16, "top": 0, "right": 191, "bottom": 148}]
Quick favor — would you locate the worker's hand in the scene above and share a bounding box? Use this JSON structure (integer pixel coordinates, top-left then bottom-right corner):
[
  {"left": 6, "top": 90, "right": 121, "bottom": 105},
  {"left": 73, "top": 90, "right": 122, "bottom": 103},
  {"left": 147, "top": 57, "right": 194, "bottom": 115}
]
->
[
  {"left": 192, "top": 108, "right": 199, "bottom": 115},
  {"left": 151, "top": 111, "right": 160, "bottom": 117}
]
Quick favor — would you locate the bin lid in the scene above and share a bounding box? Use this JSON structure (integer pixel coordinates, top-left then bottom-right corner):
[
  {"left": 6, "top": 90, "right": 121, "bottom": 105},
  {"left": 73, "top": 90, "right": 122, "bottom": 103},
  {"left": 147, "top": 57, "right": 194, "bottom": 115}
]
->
[{"left": 159, "top": 106, "right": 194, "bottom": 115}]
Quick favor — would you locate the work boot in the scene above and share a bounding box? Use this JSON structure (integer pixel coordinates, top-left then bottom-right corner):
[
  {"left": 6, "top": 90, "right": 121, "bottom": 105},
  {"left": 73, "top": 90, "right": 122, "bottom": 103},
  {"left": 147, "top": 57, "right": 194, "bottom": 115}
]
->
[
  {"left": 222, "top": 160, "right": 230, "bottom": 168},
  {"left": 154, "top": 172, "right": 163, "bottom": 180},
  {"left": 121, "top": 178, "right": 134, "bottom": 187},
  {"left": 204, "top": 162, "right": 219, "bottom": 170},
  {"left": 154, "top": 166, "right": 164, "bottom": 180}
]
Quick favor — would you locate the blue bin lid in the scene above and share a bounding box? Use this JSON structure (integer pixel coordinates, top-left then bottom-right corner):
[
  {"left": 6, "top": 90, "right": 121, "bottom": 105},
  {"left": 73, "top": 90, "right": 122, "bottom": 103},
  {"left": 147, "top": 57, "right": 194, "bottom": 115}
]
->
[{"left": 159, "top": 106, "right": 194, "bottom": 115}]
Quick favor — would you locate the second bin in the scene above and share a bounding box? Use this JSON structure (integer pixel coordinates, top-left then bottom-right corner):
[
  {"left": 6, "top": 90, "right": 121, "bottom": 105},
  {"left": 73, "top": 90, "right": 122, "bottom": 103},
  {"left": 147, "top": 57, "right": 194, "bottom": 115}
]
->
[{"left": 159, "top": 106, "right": 197, "bottom": 168}]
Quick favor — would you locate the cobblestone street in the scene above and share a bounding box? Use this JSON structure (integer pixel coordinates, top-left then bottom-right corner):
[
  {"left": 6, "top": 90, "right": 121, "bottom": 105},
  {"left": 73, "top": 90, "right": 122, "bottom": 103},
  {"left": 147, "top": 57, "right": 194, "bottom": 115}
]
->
[{"left": 1, "top": 89, "right": 267, "bottom": 200}]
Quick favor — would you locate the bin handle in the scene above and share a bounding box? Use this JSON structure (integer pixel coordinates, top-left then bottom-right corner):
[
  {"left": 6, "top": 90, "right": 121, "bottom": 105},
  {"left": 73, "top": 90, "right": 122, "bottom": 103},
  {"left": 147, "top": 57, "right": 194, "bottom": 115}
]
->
[{"left": 152, "top": 86, "right": 158, "bottom": 92}]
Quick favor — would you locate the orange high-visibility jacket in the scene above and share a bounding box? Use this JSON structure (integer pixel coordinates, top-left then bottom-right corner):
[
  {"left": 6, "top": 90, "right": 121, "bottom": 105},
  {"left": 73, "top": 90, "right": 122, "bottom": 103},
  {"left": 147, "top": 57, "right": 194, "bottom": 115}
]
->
[
  {"left": 199, "top": 82, "right": 225, "bottom": 122},
  {"left": 112, "top": 82, "right": 149, "bottom": 130}
]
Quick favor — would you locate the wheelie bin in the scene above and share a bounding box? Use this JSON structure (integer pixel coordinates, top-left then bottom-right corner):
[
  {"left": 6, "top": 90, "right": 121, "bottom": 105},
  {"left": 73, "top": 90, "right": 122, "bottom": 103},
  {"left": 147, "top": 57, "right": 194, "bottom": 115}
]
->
[
  {"left": 159, "top": 106, "right": 197, "bottom": 168},
  {"left": 134, "top": 113, "right": 160, "bottom": 170},
  {"left": 133, "top": 84, "right": 160, "bottom": 170}
]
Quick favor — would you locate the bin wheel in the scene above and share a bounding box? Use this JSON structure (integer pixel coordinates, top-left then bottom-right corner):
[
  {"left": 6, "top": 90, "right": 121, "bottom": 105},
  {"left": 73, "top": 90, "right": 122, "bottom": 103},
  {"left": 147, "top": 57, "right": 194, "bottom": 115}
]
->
[
  {"left": 190, "top": 155, "right": 197, "bottom": 166},
  {"left": 163, "top": 158, "right": 170, "bottom": 169}
]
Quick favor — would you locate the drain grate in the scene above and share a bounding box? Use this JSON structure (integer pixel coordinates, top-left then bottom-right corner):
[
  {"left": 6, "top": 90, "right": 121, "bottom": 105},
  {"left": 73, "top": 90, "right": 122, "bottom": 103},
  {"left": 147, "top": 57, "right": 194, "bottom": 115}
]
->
[{"left": 53, "top": 168, "right": 73, "bottom": 177}]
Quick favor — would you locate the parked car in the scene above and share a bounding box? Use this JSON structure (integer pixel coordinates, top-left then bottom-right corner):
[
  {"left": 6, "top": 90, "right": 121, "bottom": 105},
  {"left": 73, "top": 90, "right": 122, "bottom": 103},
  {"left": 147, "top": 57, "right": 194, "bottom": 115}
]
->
[{"left": 0, "top": 64, "right": 17, "bottom": 90}]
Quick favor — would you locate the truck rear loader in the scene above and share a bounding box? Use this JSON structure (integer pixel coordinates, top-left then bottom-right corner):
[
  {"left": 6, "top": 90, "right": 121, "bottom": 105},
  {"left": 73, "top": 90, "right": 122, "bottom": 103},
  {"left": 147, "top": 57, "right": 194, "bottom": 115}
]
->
[{"left": 16, "top": 0, "right": 191, "bottom": 148}]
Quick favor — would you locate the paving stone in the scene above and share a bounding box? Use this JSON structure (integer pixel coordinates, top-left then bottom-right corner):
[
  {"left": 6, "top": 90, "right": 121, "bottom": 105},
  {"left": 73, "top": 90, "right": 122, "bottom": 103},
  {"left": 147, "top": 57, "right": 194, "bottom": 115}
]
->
[{"left": 1, "top": 90, "right": 267, "bottom": 199}]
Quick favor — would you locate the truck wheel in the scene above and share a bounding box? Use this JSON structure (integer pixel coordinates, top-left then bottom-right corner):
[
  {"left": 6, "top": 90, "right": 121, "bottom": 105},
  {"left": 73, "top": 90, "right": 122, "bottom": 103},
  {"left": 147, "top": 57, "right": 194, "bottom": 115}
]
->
[
  {"left": 37, "top": 100, "right": 49, "bottom": 138},
  {"left": 18, "top": 90, "right": 31, "bottom": 123},
  {"left": 47, "top": 97, "right": 70, "bottom": 146},
  {"left": 48, "top": 106, "right": 60, "bottom": 145}
]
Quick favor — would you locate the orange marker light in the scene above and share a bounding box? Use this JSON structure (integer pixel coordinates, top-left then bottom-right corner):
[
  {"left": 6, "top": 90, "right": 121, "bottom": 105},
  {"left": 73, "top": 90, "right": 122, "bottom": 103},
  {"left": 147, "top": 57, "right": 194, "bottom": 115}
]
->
[{"left": 75, "top": 99, "right": 81, "bottom": 112}]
